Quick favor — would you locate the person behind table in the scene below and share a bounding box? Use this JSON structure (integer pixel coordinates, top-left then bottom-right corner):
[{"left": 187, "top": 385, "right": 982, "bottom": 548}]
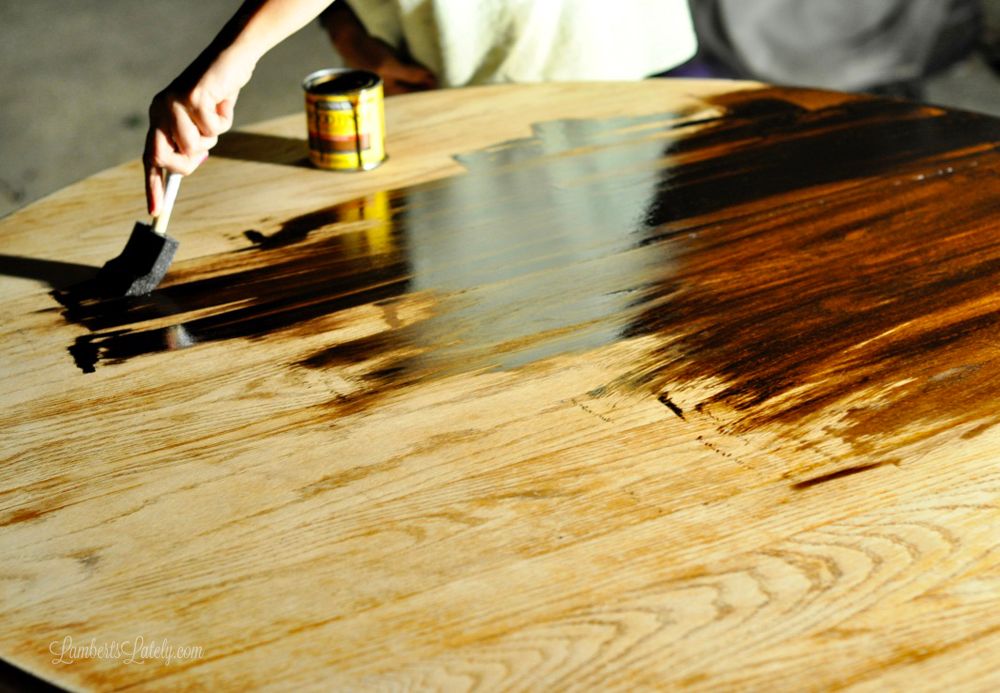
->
[{"left": 687, "top": 0, "right": 983, "bottom": 98}]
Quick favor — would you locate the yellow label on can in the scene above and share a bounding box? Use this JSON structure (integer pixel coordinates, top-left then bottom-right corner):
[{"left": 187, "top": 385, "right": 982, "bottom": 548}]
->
[{"left": 304, "top": 69, "right": 386, "bottom": 171}]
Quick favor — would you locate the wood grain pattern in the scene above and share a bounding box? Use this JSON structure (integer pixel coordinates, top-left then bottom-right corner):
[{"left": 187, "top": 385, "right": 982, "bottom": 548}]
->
[{"left": 1, "top": 81, "right": 999, "bottom": 691}]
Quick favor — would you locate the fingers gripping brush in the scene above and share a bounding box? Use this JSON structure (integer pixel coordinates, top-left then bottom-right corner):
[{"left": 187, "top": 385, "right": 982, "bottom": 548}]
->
[{"left": 98, "top": 172, "right": 182, "bottom": 296}]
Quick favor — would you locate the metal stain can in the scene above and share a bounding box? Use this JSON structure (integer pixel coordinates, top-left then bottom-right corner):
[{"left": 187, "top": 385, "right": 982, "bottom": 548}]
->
[{"left": 303, "top": 68, "right": 386, "bottom": 171}]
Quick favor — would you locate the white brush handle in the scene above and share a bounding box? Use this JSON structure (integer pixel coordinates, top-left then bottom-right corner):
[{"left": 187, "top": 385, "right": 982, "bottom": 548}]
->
[{"left": 152, "top": 172, "right": 182, "bottom": 236}]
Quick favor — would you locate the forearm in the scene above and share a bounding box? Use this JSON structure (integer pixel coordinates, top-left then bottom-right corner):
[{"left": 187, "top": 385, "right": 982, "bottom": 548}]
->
[
  {"left": 319, "top": 2, "right": 370, "bottom": 66},
  {"left": 143, "top": 0, "right": 336, "bottom": 214},
  {"left": 317, "top": 1, "right": 437, "bottom": 94},
  {"left": 190, "top": 0, "right": 337, "bottom": 77}
]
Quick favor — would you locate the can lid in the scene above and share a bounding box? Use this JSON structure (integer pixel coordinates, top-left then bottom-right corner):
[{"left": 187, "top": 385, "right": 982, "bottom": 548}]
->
[{"left": 303, "top": 68, "right": 381, "bottom": 95}]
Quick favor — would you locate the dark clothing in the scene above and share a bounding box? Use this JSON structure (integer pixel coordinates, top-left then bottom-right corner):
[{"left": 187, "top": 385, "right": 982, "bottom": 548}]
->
[{"left": 690, "top": 0, "right": 982, "bottom": 95}]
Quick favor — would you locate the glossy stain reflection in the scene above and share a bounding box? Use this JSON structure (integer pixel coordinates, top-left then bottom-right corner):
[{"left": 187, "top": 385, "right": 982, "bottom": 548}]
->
[
  {"left": 56, "top": 87, "right": 1000, "bottom": 456},
  {"left": 58, "top": 191, "right": 412, "bottom": 372}
]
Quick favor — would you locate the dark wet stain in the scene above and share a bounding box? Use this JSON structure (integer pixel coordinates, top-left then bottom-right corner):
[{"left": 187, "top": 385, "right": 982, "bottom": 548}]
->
[
  {"left": 54, "top": 193, "right": 412, "bottom": 372},
  {"left": 53, "top": 87, "right": 1000, "bottom": 459},
  {"left": 614, "top": 91, "right": 1000, "bottom": 454},
  {"left": 658, "top": 394, "right": 685, "bottom": 420},
  {"left": 791, "top": 461, "right": 896, "bottom": 490}
]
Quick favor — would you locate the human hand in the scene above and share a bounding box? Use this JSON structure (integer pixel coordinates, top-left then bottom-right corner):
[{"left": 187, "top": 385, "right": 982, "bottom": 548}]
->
[
  {"left": 144, "top": 47, "right": 253, "bottom": 216},
  {"left": 321, "top": 2, "right": 438, "bottom": 96},
  {"left": 143, "top": 0, "right": 343, "bottom": 215},
  {"left": 359, "top": 39, "right": 438, "bottom": 96}
]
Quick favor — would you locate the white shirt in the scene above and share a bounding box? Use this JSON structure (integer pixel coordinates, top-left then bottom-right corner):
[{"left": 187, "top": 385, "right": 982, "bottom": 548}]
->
[{"left": 346, "top": 0, "right": 698, "bottom": 86}]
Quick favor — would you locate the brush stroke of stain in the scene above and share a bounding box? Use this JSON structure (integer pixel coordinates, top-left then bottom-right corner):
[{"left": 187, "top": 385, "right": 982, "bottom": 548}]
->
[{"left": 54, "top": 88, "right": 1000, "bottom": 459}]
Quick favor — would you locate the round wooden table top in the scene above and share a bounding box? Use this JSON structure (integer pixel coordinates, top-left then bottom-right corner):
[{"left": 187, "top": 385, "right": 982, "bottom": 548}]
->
[{"left": 2, "top": 80, "right": 1000, "bottom": 690}]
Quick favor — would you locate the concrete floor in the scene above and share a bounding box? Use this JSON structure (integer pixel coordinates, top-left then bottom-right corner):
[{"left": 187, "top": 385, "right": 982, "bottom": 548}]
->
[
  {"left": 0, "top": 1, "right": 338, "bottom": 219},
  {"left": 2, "top": 2, "right": 999, "bottom": 220}
]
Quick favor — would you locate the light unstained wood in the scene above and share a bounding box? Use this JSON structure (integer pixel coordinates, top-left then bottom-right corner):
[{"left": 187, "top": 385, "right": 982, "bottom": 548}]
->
[{"left": 1, "top": 81, "right": 999, "bottom": 691}]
